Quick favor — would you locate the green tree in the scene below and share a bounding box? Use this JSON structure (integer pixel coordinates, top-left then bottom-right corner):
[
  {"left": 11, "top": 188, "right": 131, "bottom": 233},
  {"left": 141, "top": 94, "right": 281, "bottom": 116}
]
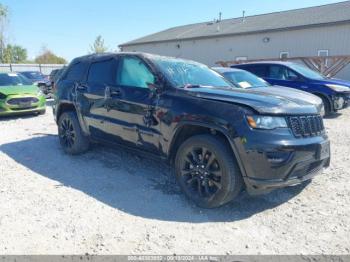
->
[
  {"left": 90, "top": 35, "right": 108, "bottom": 53},
  {"left": 12, "top": 45, "right": 27, "bottom": 63},
  {"left": 2, "top": 44, "right": 27, "bottom": 63},
  {"left": 35, "top": 48, "right": 67, "bottom": 64}
]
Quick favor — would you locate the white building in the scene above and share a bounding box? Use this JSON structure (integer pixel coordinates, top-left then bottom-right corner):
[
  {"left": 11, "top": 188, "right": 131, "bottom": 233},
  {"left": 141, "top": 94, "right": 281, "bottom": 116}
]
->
[{"left": 120, "top": 1, "right": 350, "bottom": 79}]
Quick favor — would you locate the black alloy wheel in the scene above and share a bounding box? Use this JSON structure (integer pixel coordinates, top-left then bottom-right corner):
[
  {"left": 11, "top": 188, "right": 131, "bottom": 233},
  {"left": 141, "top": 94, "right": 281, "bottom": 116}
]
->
[
  {"left": 180, "top": 146, "right": 223, "bottom": 199},
  {"left": 59, "top": 117, "right": 76, "bottom": 149},
  {"left": 175, "top": 134, "right": 243, "bottom": 208},
  {"left": 58, "top": 111, "right": 90, "bottom": 155}
]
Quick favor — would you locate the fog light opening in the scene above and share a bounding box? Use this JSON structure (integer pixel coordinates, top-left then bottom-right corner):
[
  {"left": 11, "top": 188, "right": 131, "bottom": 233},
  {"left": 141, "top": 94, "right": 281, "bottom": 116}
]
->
[{"left": 266, "top": 151, "right": 293, "bottom": 165}]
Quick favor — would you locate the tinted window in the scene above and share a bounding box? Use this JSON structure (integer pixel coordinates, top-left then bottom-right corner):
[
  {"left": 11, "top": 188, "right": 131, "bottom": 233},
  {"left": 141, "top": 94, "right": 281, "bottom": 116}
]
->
[
  {"left": 244, "top": 65, "right": 268, "bottom": 77},
  {"left": 117, "top": 57, "right": 155, "bottom": 88},
  {"left": 268, "top": 65, "right": 299, "bottom": 80},
  {"left": 65, "top": 62, "right": 87, "bottom": 82},
  {"left": 88, "top": 59, "right": 115, "bottom": 84}
]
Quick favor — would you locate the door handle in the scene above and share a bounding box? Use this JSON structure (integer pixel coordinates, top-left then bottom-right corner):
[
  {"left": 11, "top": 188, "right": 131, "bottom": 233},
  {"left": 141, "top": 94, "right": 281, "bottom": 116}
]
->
[
  {"left": 105, "top": 86, "right": 121, "bottom": 99},
  {"left": 76, "top": 83, "right": 87, "bottom": 91},
  {"left": 110, "top": 90, "right": 121, "bottom": 96}
]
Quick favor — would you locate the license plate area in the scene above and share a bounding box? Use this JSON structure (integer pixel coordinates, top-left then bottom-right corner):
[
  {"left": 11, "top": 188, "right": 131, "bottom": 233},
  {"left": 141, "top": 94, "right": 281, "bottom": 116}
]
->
[
  {"left": 19, "top": 102, "right": 32, "bottom": 108},
  {"left": 317, "top": 141, "right": 330, "bottom": 160}
]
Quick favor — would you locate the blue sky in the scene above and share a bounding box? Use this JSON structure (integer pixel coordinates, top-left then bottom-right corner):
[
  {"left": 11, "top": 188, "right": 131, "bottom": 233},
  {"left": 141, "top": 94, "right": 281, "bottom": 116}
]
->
[{"left": 2, "top": 0, "right": 342, "bottom": 62}]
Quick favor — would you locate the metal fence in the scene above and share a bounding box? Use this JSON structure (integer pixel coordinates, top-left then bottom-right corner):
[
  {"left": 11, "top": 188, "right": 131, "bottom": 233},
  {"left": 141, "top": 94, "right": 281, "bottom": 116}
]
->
[{"left": 0, "top": 64, "right": 66, "bottom": 75}]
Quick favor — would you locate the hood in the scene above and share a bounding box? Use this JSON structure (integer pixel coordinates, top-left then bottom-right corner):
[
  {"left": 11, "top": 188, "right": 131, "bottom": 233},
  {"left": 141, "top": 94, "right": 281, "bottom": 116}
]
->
[
  {"left": 184, "top": 86, "right": 322, "bottom": 115},
  {"left": 0, "top": 85, "right": 39, "bottom": 96},
  {"left": 313, "top": 78, "right": 350, "bottom": 89},
  {"left": 260, "top": 86, "right": 322, "bottom": 105}
]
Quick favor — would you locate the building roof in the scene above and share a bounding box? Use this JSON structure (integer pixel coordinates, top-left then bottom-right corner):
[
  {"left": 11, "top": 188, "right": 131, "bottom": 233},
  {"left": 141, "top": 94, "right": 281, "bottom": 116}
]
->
[{"left": 120, "top": 1, "right": 350, "bottom": 47}]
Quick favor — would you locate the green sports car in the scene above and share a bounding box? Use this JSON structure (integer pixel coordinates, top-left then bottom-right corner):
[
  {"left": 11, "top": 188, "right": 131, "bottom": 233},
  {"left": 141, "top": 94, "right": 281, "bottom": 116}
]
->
[{"left": 0, "top": 72, "right": 46, "bottom": 116}]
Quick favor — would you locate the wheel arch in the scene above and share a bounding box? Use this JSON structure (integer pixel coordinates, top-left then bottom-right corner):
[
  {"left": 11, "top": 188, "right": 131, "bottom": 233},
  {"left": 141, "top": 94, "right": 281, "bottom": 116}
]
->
[
  {"left": 167, "top": 121, "right": 248, "bottom": 177},
  {"left": 56, "top": 101, "right": 76, "bottom": 122},
  {"left": 56, "top": 101, "right": 90, "bottom": 135},
  {"left": 312, "top": 92, "right": 334, "bottom": 112}
]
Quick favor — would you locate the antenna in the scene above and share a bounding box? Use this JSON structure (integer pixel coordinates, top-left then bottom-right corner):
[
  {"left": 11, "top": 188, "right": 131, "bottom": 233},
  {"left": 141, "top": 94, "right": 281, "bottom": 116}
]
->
[
  {"left": 242, "top": 10, "right": 246, "bottom": 22},
  {"left": 219, "top": 12, "right": 222, "bottom": 22}
]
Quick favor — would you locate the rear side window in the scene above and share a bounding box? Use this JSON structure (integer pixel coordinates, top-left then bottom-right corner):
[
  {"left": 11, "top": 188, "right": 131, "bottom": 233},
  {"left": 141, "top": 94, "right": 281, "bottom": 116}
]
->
[
  {"left": 117, "top": 56, "right": 155, "bottom": 89},
  {"left": 87, "top": 59, "right": 115, "bottom": 85},
  {"left": 65, "top": 62, "right": 87, "bottom": 82},
  {"left": 245, "top": 65, "right": 268, "bottom": 77}
]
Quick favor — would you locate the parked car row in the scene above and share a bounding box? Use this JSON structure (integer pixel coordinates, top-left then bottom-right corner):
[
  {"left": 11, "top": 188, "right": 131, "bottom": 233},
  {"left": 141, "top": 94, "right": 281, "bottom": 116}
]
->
[
  {"left": 0, "top": 66, "right": 68, "bottom": 117},
  {"left": 52, "top": 52, "right": 338, "bottom": 208},
  {"left": 231, "top": 62, "right": 350, "bottom": 116},
  {"left": 19, "top": 71, "right": 52, "bottom": 95}
]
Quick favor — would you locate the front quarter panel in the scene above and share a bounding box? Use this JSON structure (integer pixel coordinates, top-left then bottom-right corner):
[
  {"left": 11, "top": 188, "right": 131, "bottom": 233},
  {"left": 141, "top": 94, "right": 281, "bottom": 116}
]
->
[{"left": 156, "top": 88, "right": 251, "bottom": 166}]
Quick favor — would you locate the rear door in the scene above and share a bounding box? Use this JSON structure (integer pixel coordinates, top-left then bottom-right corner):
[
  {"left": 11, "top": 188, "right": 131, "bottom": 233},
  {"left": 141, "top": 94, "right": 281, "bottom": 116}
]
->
[{"left": 77, "top": 58, "right": 118, "bottom": 139}]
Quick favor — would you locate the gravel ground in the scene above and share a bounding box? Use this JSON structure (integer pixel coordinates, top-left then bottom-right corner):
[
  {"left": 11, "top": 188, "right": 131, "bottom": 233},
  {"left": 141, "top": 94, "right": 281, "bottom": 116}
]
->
[{"left": 0, "top": 103, "right": 349, "bottom": 255}]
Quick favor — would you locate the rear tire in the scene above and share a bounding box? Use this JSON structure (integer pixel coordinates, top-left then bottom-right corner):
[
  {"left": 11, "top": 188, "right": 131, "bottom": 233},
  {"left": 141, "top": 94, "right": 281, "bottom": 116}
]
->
[
  {"left": 58, "top": 111, "right": 90, "bottom": 155},
  {"left": 175, "top": 134, "right": 243, "bottom": 208}
]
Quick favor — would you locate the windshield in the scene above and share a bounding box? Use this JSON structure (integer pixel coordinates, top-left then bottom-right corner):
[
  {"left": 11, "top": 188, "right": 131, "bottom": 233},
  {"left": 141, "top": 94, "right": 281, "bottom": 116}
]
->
[
  {"left": 21, "top": 71, "right": 44, "bottom": 80},
  {"left": 0, "top": 73, "right": 33, "bottom": 86},
  {"left": 151, "top": 57, "right": 232, "bottom": 88},
  {"left": 223, "top": 71, "right": 270, "bottom": 88},
  {"left": 289, "top": 64, "right": 326, "bottom": 80}
]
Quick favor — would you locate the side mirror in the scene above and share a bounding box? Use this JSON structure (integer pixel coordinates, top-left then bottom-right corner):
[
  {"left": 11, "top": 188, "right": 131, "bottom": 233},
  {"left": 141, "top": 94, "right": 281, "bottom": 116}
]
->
[{"left": 147, "top": 82, "right": 163, "bottom": 94}]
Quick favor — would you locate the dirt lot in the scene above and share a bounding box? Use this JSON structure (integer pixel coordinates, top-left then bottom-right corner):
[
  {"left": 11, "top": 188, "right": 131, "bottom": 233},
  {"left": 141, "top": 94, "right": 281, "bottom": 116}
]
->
[{"left": 0, "top": 103, "right": 349, "bottom": 255}]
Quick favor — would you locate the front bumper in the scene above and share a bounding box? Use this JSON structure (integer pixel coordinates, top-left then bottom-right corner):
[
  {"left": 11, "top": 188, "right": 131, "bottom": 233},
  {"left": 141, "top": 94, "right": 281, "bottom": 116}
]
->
[
  {"left": 0, "top": 95, "right": 46, "bottom": 116},
  {"left": 245, "top": 158, "right": 329, "bottom": 194},
  {"left": 233, "top": 125, "right": 330, "bottom": 195},
  {"left": 332, "top": 92, "right": 350, "bottom": 110}
]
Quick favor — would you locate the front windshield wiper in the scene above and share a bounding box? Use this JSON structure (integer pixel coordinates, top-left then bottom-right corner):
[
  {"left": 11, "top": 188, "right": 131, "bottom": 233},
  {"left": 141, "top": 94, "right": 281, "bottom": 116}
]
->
[{"left": 180, "top": 84, "right": 213, "bottom": 89}]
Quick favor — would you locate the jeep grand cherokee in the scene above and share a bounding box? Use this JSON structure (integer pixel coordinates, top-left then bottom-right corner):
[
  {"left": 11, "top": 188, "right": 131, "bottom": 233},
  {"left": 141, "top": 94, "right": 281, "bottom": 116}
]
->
[{"left": 53, "top": 53, "right": 330, "bottom": 208}]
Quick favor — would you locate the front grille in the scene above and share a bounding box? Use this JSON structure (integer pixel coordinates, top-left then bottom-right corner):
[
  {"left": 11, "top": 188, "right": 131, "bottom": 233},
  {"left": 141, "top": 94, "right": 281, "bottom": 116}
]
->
[
  {"left": 287, "top": 115, "right": 325, "bottom": 138},
  {"left": 7, "top": 97, "right": 39, "bottom": 105}
]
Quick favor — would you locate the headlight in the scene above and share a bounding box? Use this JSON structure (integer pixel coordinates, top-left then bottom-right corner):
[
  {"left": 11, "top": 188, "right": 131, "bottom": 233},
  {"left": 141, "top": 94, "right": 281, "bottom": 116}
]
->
[
  {"left": 325, "top": 84, "right": 350, "bottom": 92},
  {"left": 0, "top": 93, "right": 7, "bottom": 99},
  {"left": 247, "top": 115, "right": 288, "bottom": 130}
]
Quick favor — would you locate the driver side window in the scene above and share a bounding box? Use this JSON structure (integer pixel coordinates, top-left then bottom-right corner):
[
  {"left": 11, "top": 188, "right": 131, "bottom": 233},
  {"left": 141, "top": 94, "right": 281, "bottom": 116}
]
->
[
  {"left": 268, "top": 65, "right": 298, "bottom": 80},
  {"left": 117, "top": 57, "right": 155, "bottom": 88}
]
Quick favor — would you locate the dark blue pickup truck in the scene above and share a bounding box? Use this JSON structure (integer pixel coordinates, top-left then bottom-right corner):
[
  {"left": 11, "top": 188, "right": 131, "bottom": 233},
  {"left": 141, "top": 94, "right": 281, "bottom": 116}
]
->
[{"left": 232, "top": 61, "right": 350, "bottom": 115}]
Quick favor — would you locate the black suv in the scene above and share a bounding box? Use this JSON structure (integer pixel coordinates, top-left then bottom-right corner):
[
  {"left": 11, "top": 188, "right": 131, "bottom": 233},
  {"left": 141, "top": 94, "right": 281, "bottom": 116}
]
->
[{"left": 54, "top": 53, "right": 330, "bottom": 208}]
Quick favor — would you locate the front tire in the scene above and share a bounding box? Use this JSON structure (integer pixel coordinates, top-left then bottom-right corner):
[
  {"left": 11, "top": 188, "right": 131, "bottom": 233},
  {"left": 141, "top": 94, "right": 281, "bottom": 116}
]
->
[
  {"left": 320, "top": 96, "right": 332, "bottom": 117},
  {"left": 38, "top": 109, "right": 46, "bottom": 115},
  {"left": 58, "top": 111, "right": 90, "bottom": 155},
  {"left": 175, "top": 134, "right": 243, "bottom": 208}
]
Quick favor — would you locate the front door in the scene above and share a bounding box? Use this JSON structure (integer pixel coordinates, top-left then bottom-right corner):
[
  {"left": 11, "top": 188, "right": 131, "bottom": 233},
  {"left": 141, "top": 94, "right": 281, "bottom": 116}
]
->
[
  {"left": 265, "top": 65, "right": 306, "bottom": 91},
  {"left": 105, "top": 55, "right": 161, "bottom": 153}
]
